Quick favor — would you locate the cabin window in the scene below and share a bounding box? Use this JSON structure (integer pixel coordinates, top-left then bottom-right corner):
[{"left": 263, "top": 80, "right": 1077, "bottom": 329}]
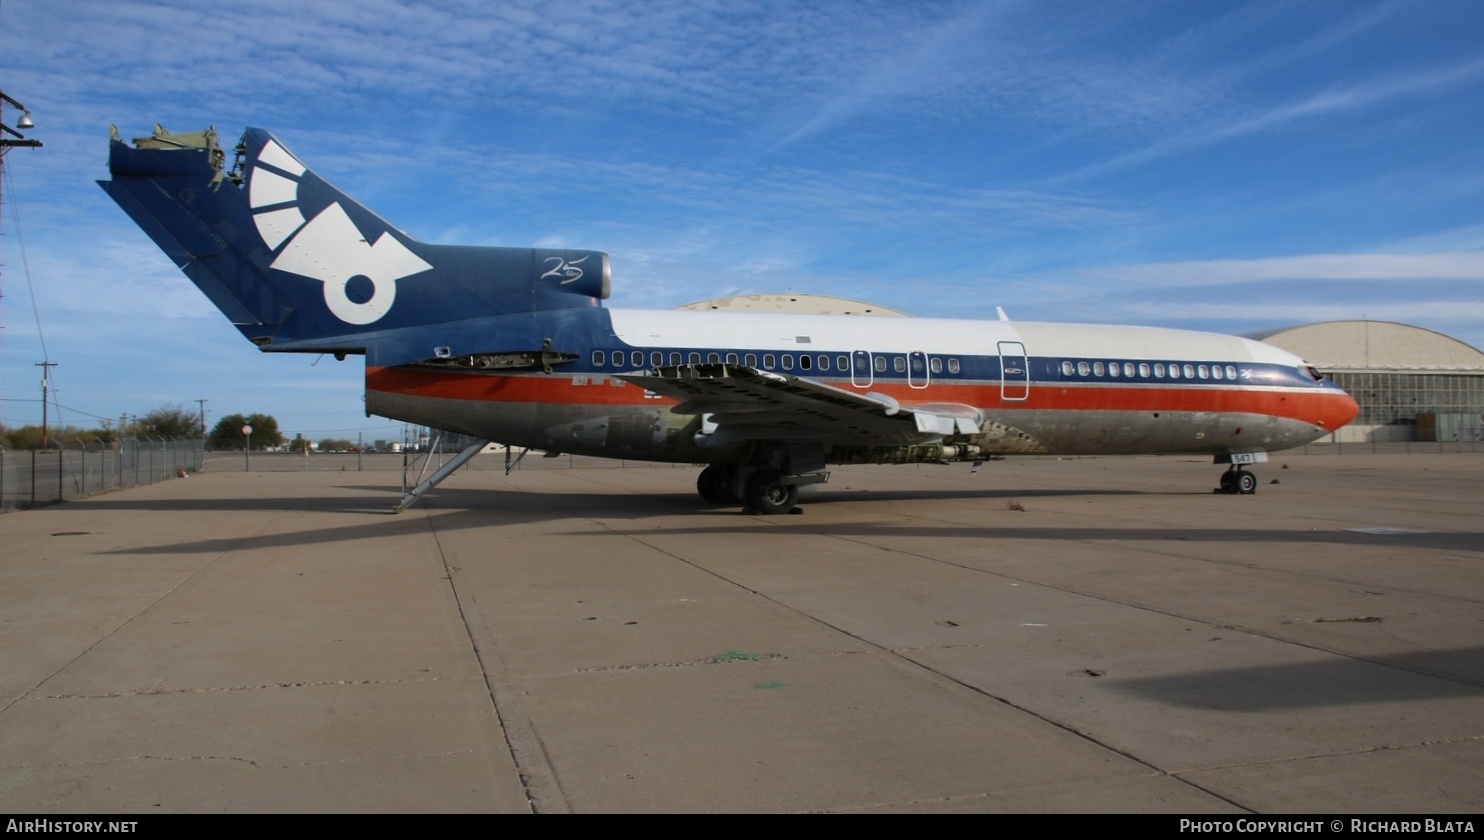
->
[
  {"left": 1167, "top": 364, "right": 1179, "bottom": 379},
  {"left": 875, "top": 356, "right": 887, "bottom": 372},
  {"left": 688, "top": 352, "right": 701, "bottom": 364},
  {"left": 1061, "top": 361, "right": 1075, "bottom": 376},
  {"left": 1154, "top": 363, "right": 1165, "bottom": 378},
  {"left": 837, "top": 355, "right": 849, "bottom": 371},
  {"left": 800, "top": 355, "right": 812, "bottom": 370},
  {"left": 611, "top": 351, "right": 624, "bottom": 366},
  {"left": 708, "top": 352, "right": 720, "bottom": 363},
  {"left": 669, "top": 352, "right": 681, "bottom": 365},
  {"left": 782, "top": 355, "right": 794, "bottom": 370},
  {"left": 1226, "top": 365, "right": 1237, "bottom": 380},
  {"left": 745, "top": 353, "right": 757, "bottom": 366},
  {"left": 651, "top": 351, "right": 662, "bottom": 367},
  {"left": 726, "top": 353, "right": 738, "bottom": 364},
  {"left": 763, "top": 353, "right": 776, "bottom": 368},
  {"left": 893, "top": 356, "right": 906, "bottom": 373},
  {"left": 1077, "top": 361, "right": 1090, "bottom": 376},
  {"left": 931, "top": 358, "right": 943, "bottom": 374},
  {"left": 1138, "top": 363, "right": 1150, "bottom": 377},
  {"left": 948, "top": 359, "right": 960, "bottom": 374},
  {"left": 1124, "top": 363, "right": 1135, "bottom": 377},
  {"left": 1183, "top": 364, "right": 1195, "bottom": 378},
  {"left": 1108, "top": 362, "right": 1120, "bottom": 377},
  {"left": 816, "top": 355, "right": 828, "bottom": 371},
  {"left": 1093, "top": 362, "right": 1105, "bottom": 377},
  {"left": 591, "top": 350, "right": 604, "bottom": 366},
  {"left": 631, "top": 351, "right": 643, "bottom": 367},
  {"left": 1211, "top": 365, "right": 1223, "bottom": 380}
]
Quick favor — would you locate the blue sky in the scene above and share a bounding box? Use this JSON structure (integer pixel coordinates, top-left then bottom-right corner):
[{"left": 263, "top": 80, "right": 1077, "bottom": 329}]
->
[{"left": 1, "top": 0, "right": 1481, "bottom": 441}]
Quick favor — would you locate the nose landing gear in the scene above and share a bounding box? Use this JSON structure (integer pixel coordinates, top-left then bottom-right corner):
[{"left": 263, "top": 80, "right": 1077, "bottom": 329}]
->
[
  {"left": 1215, "top": 451, "right": 1266, "bottom": 495},
  {"left": 1217, "top": 465, "right": 1258, "bottom": 495}
]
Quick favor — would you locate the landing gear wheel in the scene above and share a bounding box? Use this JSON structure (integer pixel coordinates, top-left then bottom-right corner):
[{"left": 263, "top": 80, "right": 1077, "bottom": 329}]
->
[
  {"left": 744, "top": 468, "right": 798, "bottom": 515},
  {"left": 1218, "top": 467, "right": 1257, "bottom": 495},
  {"left": 1218, "top": 471, "right": 1237, "bottom": 494},
  {"left": 1236, "top": 470, "right": 1257, "bottom": 495},
  {"left": 697, "top": 464, "right": 737, "bottom": 504}
]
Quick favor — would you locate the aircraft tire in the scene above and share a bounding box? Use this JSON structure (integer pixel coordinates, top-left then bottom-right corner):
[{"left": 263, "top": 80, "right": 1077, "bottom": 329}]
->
[
  {"left": 697, "top": 464, "right": 737, "bottom": 504},
  {"left": 1237, "top": 470, "right": 1258, "bottom": 495},
  {"left": 745, "top": 468, "right": 798, "bottom": 515},
  {"left": 1219, "top": 471, "right": 1237, "bottom": 493}
]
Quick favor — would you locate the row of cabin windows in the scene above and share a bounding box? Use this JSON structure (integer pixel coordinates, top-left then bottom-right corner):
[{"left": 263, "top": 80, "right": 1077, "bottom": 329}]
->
[
  {"left": 590, "top": 350, "right": 962, "bottom": 375},
  {"left": 1060, "top": 360, "right": 1239, "bottom": 381}
]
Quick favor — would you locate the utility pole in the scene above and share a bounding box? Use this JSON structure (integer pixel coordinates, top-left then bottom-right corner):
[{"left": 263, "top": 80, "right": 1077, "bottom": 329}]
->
[
  {"left": 35, "top": 361, "right": 55, "bottom": 448},
  {"left": 195, "top": 398, "right": 207, "bottom": 437},
  {"left": 0, "top": 91, "right": 42, "bottom": 434}
]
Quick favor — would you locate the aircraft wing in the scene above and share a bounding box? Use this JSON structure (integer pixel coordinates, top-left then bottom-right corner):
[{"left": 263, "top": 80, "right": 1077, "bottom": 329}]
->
[{"left": 615, "top": 364, "right": 982, "bottom": 447}]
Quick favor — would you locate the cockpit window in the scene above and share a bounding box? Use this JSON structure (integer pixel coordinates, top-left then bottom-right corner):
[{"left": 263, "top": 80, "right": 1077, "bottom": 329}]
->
[{"left": 1305, "top": 365, "right": 1326, "bottom": 382}]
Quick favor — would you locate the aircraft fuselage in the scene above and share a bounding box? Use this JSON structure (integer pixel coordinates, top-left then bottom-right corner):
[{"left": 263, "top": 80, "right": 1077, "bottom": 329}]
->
[{"left": 365, "top": 307, "right": 1357, "bottom": 465}]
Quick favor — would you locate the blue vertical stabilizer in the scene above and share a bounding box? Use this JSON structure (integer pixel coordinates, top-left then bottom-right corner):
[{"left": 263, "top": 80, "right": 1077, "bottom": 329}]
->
[{"left": 100, "top": 125, "right": 610, "bottom": 360}]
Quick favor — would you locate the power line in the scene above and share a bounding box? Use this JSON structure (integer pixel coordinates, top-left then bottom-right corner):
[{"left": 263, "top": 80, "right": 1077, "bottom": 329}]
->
[{"left": 0, "top": 87, "right": 43, "bottom": 434}]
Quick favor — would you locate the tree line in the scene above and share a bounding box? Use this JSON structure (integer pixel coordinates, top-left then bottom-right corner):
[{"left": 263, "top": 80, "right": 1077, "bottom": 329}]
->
[{"left": 0, "top": 404, "right": 292, "bottom": 451}]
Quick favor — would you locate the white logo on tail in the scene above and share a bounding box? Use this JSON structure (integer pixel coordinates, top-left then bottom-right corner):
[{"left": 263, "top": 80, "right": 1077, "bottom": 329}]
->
[
  {"left": 248, "top": 140, "right": 432, "bottom": 325},
  {"left": 540, "top": 255, "right": 587, "bottom": 284}
]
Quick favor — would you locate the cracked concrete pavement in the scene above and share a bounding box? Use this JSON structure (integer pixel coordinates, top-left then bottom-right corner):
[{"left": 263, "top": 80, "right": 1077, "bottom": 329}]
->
[{"left": 1, "top": 452, "right": 1480, "bottom": 812}]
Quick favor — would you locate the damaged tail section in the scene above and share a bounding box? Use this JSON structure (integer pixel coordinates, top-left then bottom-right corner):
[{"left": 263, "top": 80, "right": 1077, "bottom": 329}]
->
[{"left": 99, "top": 125, "right": 610, "bottom": 362}]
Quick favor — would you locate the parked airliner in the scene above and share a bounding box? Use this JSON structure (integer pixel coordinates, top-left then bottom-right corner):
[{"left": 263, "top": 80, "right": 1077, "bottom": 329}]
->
[{"left": 100, "top": 124, "right": 1358, "bottom": 513}]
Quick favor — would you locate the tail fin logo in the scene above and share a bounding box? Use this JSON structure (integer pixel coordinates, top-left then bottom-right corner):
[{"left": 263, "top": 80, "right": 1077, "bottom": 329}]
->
[
  {"left": 248, "top": 140, "right": 432, "bottom": 326},
  {"left": 541, "top": 255, "right": 588, "bottom": 284}
]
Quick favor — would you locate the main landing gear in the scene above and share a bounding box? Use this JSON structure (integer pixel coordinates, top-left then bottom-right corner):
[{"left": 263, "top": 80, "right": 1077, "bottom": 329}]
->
[
  {"left": 697, "top": 463, "right": 738, "bottom": 504},
  {"left": 697, "top": 463, "right": 817, "bottom": 515},
  {"left": 1216, "top": 465, "right": 1258, "bottom": 495},
  {"left": 742, "top": 468, "right": 799, "bottom": 515}
]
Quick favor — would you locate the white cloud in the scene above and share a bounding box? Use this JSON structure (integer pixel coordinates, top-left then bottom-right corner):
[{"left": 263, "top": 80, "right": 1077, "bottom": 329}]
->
[
  {"left": 1091, "top": 251, "right": 1484, "bottom": 287},
  {"left": 1061, "top": 56, "right": 1484, "bottom": 182}
]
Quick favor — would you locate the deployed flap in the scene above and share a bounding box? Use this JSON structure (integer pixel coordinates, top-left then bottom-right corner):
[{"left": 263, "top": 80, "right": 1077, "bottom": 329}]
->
[{"left": 616, "top": 364, "right": 980, "bottom": 446}]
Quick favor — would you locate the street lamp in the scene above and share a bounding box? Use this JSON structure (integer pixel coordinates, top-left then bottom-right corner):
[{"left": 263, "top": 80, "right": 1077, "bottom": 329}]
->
[{"left": 242, "top": 424, "right": 253, "bottom": 472}]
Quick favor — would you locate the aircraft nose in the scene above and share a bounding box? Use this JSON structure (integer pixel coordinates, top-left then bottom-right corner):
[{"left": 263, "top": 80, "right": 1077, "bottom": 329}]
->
[{"left": 1318, "top": 385, "right": 1360, "bottom": 431}]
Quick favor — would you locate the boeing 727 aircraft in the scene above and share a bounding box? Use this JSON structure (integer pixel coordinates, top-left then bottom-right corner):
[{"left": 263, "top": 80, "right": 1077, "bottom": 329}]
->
[{"left": 100, "top": 124, "right": 1358, "bottom": 513}]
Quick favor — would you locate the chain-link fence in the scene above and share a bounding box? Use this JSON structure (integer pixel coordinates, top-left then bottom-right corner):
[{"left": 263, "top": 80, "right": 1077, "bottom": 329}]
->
[
  {"left": 0, "top": 438, "right": 205, "bottom": 512},
  {"left": 1301, "top": 439, "right": 1482, "bottom": 455}
]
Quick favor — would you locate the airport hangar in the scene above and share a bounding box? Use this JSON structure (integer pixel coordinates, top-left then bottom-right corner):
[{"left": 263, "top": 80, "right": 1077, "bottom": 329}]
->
[{"left": 678, "top": 295, "right": 1484, "bottom": 445}]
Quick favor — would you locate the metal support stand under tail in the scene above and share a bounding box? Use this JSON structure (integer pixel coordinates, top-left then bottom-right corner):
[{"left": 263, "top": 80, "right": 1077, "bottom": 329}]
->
[
  {"left": 392, "top": 439, "right": 490, "bottom": 513},
  {"left": 504, "top": 446, "right": 532, "bottom": 475}
]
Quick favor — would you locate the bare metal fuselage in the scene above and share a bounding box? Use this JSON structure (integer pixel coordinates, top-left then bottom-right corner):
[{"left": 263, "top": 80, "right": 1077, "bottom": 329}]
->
[{"left": 365, "top": 310, "right": 1357, "bottom": 465}]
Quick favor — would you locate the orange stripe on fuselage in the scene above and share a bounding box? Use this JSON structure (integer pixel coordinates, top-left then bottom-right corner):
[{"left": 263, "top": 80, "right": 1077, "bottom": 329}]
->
[
  {"left": 367, "top": 366, "right": 662, "bottom": 406},
  {"left": 365, "top": 367, "right": 1358, "bottom": 430}
]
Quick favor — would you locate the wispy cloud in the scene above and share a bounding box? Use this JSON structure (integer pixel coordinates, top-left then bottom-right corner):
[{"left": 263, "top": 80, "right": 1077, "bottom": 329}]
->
[
  {"left": 1091, "top": 251, "right": 1484, "bottom": 286},
  {"left": 1060, "top": 57, "right": 1484, "bottom": 182},
  {"left": 2, "top": 2, "right": 1481, "bottom": 432}
]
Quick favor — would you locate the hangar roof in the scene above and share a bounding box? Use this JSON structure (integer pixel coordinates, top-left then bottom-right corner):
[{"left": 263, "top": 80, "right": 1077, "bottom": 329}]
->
[
  {"left": 676, "top": 293, "right": 909, "bottom": 317},
  {"left": 1252, "top": 320, "right": 1484, "bottom": 371}
]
